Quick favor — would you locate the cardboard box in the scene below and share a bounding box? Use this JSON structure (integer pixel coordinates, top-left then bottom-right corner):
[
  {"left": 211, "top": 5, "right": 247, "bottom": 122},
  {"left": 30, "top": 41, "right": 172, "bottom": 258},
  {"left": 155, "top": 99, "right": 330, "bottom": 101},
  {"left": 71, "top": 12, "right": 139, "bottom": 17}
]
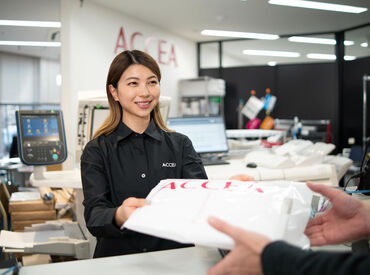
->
[
  {"left": 11, "top": 210, "right": 56, "bottom": 221},
  {"left": 9, "top": 199, "right": 54, "bottom": 212},
  {"left": 12, "top": 219, "right": 50, "bottom": 231}
]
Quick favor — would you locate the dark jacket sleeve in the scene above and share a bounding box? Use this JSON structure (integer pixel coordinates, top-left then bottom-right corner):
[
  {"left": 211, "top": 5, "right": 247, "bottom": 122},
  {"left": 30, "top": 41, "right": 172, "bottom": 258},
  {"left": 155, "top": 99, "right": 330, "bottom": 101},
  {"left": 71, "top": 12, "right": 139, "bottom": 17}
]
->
[
  {"left": 81, "top": 140, "right": 122, "bottom": 238},
  {"left": 181, "top": 136, "right": 208, "bottom": 179},
  {"left": 262, "top": 241, "right": 370, "bottom": 275}
]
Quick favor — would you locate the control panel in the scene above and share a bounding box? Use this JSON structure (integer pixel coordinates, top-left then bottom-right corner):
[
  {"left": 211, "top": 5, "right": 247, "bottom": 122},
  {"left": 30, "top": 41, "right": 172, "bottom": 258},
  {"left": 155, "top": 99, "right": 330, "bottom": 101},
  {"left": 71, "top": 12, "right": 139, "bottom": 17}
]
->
[{"left": 16, "top": 110, "right": 67, "bottom": 166}]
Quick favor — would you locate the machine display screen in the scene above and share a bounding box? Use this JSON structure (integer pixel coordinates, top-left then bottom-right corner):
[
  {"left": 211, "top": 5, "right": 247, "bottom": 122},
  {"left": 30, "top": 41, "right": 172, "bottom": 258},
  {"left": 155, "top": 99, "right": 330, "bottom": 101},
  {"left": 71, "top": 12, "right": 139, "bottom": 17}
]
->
[
  {"left": 16, "top": 110, "right": 67, "bottom": 165},
  {"left": 22, "top": 117, "right": 59, "bottom": 138}
]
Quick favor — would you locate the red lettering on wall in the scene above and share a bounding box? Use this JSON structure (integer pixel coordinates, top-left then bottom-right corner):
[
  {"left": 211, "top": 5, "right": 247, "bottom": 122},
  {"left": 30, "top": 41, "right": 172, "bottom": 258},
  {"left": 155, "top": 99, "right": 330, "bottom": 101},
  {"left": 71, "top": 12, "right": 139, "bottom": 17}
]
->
[
  {"left": 158, "top": 40, "right": 167, "bottom": 65},
  {"left": 130, "top": 32, "right": 143, "bottom": 50},
  {"left": 168, "top": 45, "right": 178, "bottom": 67},
  {"left": 144, "top": 36, "right": 156, "bottom": 53},
  {"left": 114, "top": 27, "right": 128, "bottom": 54},
  {"left": 114, "top": 27, "right": 178, "bottom": 67}
]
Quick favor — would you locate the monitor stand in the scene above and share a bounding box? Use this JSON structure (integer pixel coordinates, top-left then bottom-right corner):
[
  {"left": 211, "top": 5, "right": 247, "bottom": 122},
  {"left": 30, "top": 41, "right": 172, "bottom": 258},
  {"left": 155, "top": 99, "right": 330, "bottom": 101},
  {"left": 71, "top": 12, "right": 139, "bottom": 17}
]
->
[{"left": 200, "top": 154, "right": 230, "bottom": 166}]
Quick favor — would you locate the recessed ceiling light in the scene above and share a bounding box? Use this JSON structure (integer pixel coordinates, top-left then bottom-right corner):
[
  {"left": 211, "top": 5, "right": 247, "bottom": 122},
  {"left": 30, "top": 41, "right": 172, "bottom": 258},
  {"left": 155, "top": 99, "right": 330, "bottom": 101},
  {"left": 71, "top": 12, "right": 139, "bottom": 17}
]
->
[
  {"left": 0, "top": 41, "right": 61, "bottom": 47},
  {"left": 268, "top": 61, "right": 277, "bottom": 66},
  {"left": 201, "top": 30, "right": 279, "bottom": 40},
  {"left": 243, "top": 49, "right": 300, "bottom": 57},
  {"left": 361, "top": 42, "right": 368, "bottom": 47},
  {"left": 268, "top": 0, "right": 367, "bottom": 14},
  {"left": 0, "top": 20, "right": 61, "bottom": 28},
  {"left": 306, "top": 53, "right": 356, "bottom": 60},
  {"left": 288, "top": 36, "right": 354, "bottom": 46}
]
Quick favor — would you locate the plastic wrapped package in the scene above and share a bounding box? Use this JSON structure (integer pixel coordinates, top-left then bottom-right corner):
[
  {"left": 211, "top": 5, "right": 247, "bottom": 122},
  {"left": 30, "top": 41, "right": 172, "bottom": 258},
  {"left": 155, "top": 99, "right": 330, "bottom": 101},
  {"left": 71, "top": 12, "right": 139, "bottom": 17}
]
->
[{"left": 124, "top": 179, "right": 313, "bottom": 250}]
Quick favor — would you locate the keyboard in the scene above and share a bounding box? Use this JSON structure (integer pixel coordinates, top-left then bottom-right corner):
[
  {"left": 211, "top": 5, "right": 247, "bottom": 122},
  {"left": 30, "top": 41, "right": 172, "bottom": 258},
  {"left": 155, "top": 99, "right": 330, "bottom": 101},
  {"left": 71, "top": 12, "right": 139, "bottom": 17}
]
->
[{"left": 201, "top": 158, "right": 230, "bottom": 166}]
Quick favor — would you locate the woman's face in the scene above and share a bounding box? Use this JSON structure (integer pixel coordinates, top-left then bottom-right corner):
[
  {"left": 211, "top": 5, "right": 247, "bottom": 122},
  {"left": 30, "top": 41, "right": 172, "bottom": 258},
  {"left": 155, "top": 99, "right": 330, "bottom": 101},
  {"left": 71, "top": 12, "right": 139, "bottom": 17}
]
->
[{"left": 109, "top": 64, "right": 160, "bottom": 123}]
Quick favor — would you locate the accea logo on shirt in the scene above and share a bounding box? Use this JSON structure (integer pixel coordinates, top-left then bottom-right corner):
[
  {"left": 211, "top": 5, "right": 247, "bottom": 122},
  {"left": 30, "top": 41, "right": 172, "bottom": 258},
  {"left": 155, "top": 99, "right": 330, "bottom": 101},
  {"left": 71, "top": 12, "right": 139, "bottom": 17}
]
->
[{"left": 162, "top": 162, "right": 176, "bottom": 168}]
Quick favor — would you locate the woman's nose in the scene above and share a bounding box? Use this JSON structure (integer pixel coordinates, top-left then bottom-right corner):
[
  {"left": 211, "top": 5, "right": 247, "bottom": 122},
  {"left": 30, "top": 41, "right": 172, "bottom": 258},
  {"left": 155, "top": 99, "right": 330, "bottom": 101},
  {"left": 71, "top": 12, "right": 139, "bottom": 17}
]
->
[{"left": 138, "top": 84, "right": 151, "bottom": 96}]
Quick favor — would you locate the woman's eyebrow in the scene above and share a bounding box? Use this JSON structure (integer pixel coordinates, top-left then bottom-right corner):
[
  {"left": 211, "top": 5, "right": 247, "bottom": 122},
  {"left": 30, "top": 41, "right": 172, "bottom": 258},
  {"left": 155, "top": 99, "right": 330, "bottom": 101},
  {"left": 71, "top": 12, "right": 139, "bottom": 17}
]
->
[{"left": 124, "top": 75, "right": 157, "bottom": 81}]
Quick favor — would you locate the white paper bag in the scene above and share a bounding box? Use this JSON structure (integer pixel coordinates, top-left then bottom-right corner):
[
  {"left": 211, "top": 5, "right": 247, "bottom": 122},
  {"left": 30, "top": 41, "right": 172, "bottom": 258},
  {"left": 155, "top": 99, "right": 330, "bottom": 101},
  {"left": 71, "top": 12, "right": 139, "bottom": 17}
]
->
[{"left": 124, "top": 179, "right": 313, "bottom": 250}]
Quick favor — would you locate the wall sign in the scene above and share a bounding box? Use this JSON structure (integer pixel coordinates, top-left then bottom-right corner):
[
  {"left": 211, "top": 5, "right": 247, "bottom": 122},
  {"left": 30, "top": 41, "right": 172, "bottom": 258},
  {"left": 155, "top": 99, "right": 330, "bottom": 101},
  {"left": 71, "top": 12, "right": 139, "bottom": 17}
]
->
[{"left": 114, "top": 27, "right": 178, "bottom": 67}]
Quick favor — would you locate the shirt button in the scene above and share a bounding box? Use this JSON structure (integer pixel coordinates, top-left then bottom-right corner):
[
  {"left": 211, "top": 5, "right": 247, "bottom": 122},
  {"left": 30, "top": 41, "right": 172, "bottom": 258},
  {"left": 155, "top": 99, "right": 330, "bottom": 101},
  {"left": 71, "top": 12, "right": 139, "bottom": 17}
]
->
[{"left": 141, "top": 173, "right": 146, "bottom": 178}]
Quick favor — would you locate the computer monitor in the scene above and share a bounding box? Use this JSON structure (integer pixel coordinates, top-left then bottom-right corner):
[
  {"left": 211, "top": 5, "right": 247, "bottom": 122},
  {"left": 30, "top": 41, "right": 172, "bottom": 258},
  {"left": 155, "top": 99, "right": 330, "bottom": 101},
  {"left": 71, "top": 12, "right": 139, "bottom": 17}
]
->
[
  {"left": 16, "top": 110, "right": 67, "bottom": 166},
  {"left": 90, "top": 107, "right": 110, "bottom": 140},
  {"left": 167, "top": 117, "right": 229, "bottom": 154}
]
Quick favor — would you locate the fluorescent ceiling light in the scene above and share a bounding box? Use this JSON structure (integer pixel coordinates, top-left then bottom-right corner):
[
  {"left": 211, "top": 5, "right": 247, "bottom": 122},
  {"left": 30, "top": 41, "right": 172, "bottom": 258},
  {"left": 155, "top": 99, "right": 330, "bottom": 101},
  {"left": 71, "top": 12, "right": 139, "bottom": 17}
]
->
[
  {"left": 307, "top": 53, "right": 336, "bottom": 60},
  {"left": 306, "top": 53, "right": 356, "bottom": 60},
  {"left": 0, "top": 20, "right": 61, "bottom": 28},
  {"left": 344, "top": 56, "right": 356, "bottom": 61},
  {"left": 243, "top": 49, "right": 300, "bottom": 57},
  {"left": 361, "top": 42, "right": 368, "bottom": 47},
  {"left": 268, "top": 61, "right": 277, "bottom": 66},
  {"left": 344, "top": 41, "right": 354, "bottom": 46},
  {"left": 0, "top": 41, "right": 61, "bottom": 47},
  {"left": 268, "top": 0, "right": 367, "bottom": 14},
  {"left": 288, "top": 36, "right": 354, "bottom": 46},
  {"left": 201, "top": 30, "right": 279, "bottom": 40}
]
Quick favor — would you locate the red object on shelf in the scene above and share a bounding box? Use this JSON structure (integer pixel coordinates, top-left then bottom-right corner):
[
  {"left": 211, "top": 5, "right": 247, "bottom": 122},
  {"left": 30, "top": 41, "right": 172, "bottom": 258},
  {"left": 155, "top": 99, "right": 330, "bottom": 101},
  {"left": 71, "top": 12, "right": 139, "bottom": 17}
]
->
[{"left": 260, "top": 140, "right": 283, "bottom": 148}]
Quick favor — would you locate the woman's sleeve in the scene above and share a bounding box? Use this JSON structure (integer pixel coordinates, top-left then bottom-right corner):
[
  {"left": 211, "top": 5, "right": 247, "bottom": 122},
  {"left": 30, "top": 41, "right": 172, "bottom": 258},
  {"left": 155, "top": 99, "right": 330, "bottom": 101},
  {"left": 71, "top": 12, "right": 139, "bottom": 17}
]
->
[
  {"left": 181, "top": 136, "right": 208, "bottom": 179},
  {"left": 81, "top": 142, "right": 123, "bottom": 238}
]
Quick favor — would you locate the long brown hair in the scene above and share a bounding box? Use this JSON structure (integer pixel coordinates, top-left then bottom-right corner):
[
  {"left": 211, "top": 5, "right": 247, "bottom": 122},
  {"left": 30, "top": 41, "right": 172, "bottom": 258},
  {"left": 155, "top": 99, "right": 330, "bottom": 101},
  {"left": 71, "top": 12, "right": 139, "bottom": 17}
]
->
[{"left": 93, "top": 50, "right": 170, "bottom": 138}]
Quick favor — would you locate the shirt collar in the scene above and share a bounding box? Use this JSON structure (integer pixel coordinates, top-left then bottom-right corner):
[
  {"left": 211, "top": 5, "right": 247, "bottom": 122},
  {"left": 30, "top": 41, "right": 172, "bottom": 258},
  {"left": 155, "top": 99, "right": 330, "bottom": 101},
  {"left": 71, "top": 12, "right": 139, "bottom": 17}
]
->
[
  {"left": 114, "top": 119, "right": 162, "bottom": 142},
  {"left": 144, "top": 119, "right": 162, "bottom": 141}
]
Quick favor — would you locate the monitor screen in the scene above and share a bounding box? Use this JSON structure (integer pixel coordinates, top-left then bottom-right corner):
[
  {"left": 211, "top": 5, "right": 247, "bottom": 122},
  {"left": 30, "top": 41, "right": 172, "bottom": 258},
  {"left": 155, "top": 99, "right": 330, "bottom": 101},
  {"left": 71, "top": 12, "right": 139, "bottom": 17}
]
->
[
  {"left": 16, "top": 110, "right": 67, "bottom": 165},
  {"left": 22, "top": 117, "right": 59, "bottom": 139},
  {"left": 167, "top": 117, "right": 229, "bottom": 154}
]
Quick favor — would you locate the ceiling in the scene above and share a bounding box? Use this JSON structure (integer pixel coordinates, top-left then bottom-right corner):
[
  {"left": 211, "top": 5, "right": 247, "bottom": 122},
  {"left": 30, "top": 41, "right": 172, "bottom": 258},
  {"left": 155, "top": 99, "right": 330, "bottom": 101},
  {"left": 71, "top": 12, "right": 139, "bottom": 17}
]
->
[{"left": 0, "top": 0, "right": 369, "bottom": 65}]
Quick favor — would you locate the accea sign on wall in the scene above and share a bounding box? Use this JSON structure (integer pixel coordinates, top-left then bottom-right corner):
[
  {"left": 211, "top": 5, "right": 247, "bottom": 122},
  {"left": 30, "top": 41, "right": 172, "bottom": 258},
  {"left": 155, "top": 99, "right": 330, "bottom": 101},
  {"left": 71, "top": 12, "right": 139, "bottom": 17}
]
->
[{"left": 114, "top": 27, "right": 178, "bottom": 67}]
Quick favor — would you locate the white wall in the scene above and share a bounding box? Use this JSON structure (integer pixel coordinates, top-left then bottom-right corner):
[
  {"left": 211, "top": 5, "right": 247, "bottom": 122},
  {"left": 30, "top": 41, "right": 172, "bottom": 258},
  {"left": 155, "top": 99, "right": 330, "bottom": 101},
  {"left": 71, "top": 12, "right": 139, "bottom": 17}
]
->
[{"left": 61, "top": 0, "right": 197, "bottom": 168}]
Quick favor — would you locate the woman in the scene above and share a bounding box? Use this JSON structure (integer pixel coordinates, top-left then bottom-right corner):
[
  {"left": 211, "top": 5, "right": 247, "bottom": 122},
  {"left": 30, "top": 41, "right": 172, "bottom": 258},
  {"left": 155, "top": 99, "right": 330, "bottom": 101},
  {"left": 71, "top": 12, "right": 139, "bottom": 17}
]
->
[{"left": 81, "top": 50, "right": 207, "bottom": 258}]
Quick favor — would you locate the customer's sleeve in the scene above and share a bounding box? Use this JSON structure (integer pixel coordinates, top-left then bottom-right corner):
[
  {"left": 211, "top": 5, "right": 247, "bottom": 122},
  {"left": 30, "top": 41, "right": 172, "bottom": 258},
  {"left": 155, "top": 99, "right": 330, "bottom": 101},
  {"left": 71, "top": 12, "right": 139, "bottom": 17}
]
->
[
  {"left": 81, "top": 142, "right": 122, "bottom": 238},
  {"left": 262, "top": 241, "right": 370, "bottom": 275},
  {"left": 181, "top": 136, "right": 208, "bottom": 179}
]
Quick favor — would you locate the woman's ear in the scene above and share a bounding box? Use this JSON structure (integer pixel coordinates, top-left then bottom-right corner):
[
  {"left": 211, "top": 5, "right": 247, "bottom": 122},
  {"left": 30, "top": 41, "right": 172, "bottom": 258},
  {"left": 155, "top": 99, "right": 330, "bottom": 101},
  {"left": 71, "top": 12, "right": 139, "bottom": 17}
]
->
[{"left": 109, "top": 84, "right": 119, "bottom": 101}]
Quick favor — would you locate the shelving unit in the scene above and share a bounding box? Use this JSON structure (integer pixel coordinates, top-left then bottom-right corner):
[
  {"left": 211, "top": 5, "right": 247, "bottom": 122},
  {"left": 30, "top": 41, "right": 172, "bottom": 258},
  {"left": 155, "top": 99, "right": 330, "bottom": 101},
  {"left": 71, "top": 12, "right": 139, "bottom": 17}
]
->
[{"left": 178, "top": 76, "right": 225, "bottom": 117}]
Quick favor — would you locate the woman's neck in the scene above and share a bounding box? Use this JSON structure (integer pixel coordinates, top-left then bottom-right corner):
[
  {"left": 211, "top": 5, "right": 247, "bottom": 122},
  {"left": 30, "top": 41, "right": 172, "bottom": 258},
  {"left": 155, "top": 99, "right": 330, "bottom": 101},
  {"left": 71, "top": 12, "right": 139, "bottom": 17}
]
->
[{"left": 122, "top": 115, "right": 150, "bottom": 134}]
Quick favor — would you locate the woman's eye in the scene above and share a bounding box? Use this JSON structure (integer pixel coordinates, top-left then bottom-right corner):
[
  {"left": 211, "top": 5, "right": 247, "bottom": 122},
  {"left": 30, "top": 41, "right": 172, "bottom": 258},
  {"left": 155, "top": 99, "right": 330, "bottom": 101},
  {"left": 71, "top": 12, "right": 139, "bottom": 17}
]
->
[
  {"left": 128, "top": 81, "right": 137, "bottom": 86},
  {"left": 148, "top": 80, "right": 158, "bottom": 85}
]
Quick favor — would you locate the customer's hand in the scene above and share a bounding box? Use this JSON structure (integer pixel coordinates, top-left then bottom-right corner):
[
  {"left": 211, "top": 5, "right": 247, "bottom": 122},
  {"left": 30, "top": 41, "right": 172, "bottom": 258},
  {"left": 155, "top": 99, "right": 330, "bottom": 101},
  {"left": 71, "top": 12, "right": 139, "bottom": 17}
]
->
[
  {"left": 207, "top": 217, "right": 270, "bottom": 275},
  {"left": 229, "top": 174, "right": 254, "bottom": 181},
  {"left": 305, "top": 182, "right": 370, "bottom": 246},
  {"left": 115, "top": 197, "right": 147, "bottom": 227}
]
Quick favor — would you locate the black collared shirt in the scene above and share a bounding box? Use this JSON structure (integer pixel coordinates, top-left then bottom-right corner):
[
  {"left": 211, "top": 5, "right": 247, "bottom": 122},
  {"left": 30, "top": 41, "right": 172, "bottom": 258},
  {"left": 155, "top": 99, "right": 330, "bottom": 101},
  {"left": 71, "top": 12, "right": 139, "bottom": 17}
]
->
[{"left": 81, "top": 119, "right": 207, "bottom": 257}]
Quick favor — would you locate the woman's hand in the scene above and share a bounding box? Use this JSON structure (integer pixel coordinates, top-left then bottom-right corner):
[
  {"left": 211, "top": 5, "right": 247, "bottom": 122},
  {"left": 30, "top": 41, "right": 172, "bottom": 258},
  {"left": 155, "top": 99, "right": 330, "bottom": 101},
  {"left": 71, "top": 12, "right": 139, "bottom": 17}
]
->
[{"left": 115, "top": 197, "right": 147, "bottom": 227}]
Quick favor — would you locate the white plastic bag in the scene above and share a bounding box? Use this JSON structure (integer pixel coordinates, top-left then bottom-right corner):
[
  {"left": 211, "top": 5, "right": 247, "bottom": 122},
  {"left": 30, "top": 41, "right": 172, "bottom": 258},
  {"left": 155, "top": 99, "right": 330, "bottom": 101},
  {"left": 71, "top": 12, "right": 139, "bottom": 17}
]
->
[{"left": 124, "top": 179, "right": 313, "bottom": 250}]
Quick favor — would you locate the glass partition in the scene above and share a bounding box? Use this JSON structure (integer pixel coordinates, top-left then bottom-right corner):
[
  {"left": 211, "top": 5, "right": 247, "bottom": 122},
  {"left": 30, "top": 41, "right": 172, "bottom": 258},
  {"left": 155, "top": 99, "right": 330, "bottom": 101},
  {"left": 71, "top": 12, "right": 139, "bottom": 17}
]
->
[
  {"left": 222, "top": 35, "right": 337, "bottom": 67},
  {"left": 345, "top": 25, "right": 370, "bottom": 60},
  {"left": 200, "top": 42, "right": 220, "bottom": 69}
]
